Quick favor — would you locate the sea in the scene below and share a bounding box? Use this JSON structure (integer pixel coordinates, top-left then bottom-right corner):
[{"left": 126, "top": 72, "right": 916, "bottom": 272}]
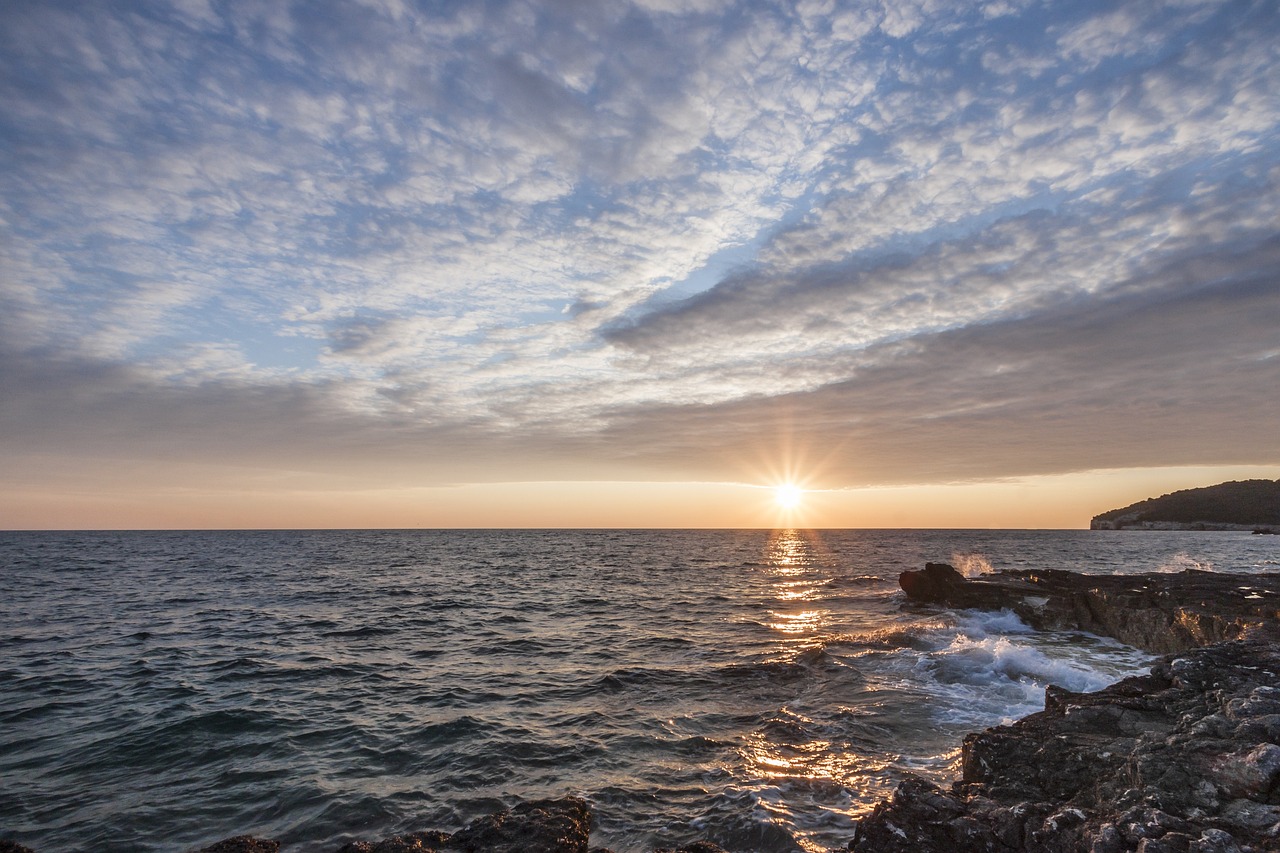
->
[{"left": 2, "top": 529, "right": 1277, "bottom": 853}]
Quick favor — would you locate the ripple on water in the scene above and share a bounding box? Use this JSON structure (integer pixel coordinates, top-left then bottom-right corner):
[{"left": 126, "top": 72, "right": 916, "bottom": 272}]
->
[{"left": 1, "top": 528, "right": 1257, "bottom": 852}]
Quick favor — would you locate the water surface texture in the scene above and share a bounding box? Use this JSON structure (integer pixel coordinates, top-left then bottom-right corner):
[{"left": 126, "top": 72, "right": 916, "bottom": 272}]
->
[{"left": 2, "top": 529, "right": 1275, "bottom": 852}]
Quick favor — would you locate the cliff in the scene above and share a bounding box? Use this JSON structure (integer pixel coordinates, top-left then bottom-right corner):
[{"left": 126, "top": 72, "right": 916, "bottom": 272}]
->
[{"left": 1091, "top": 479, "right": 1280, "bottom": 531}]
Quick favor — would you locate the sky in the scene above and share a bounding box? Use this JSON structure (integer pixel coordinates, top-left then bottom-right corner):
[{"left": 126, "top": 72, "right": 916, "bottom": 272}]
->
[{"left": 2, "top": 0, "right": 1278, "bottom": 529}]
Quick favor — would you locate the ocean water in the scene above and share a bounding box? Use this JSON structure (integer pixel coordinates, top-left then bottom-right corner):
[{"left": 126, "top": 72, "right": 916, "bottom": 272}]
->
[{"left": 2, "top": 529, "right": 1276, "bottom": 853}]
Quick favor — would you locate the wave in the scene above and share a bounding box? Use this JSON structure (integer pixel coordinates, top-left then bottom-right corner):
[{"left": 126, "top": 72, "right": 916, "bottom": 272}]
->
[
  {"left": 951, "top": 552, "right": 995, "bottom": 578},
  {"left": 322, "top": 625, "right": 397, "bottom": 638},
  {"left": 1156, "top": 552, "right": 1215, "bottom": 573},
  {"left": 828, "top": 622, "right": 945, "bottom": 651},
  {"left": 831, "top": 574, "right": 890, "bottom": 587},
  {"left": 3, "top": 528, "right": 1225, "bottom": 853}
]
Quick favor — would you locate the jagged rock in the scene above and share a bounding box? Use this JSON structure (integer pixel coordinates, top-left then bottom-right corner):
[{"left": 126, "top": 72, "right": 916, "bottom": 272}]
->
[
  {"left": 851, "top": 637, "right": 1280, "bottom": 852},
  {"left": 898, "top": 564, "right": 1280, "bottom": 653},
  {"left": 200, "top": 838, "right": 281, "bottom": 853},
  {"left": 652, "top": 844, "right": 732, "bottom": 853},
  {"left": 443, "top": 796, "right": 591, "bottom": 853}
]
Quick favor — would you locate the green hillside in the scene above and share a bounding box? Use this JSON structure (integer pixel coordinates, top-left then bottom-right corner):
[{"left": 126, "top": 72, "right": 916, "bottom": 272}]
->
[{"left": 1091, "top": 479, "right": 1280, "bottom": 530}]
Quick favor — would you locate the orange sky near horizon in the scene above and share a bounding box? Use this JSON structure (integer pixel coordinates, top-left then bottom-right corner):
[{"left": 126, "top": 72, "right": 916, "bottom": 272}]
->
[{"left": 4, "top": 465, "right": 1278, "bottom": 531}]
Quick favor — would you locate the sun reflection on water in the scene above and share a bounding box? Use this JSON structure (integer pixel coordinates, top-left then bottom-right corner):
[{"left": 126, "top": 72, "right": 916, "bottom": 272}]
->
[
  {"left": 741, "top": 528, "right": 907, "bottom": 851},
  {"left": 762, "top": 529, "right": 832, "bottom": 642},
  {"left": 766, "top": 610, "right": 824, "bottom": 634}
]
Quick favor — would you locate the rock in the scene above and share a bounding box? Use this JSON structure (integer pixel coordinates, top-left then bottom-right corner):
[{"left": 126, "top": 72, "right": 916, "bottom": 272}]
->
[
  {"left": 443, "top": 797, "right": 591, "bottom": 853},
  {"left": 652, "top": 844, "right": 732, "bottom": 853},
  {"left": 897, "top": 562, "right": 966, "bottom": 600},
  {"left": 848, "top": 776, "right": 997, "bottom": 852},
  {"left": 898, "top": 564, "right": 1280, "bottom": 653},
  {"left": 336, "top": 831, "right": 451, "bottom": 852},
  {"left": 852, "top": 633, "right": 1280, "bottom": 852},
  {"left": 335, "top": 797, "right": 591, "bottom": 853},
  {"left": 1187, "top": 829, "right": 1243, "bottom": 853},
  {"left": 200, "top": 838, "right": 281, "bottom": 853}
]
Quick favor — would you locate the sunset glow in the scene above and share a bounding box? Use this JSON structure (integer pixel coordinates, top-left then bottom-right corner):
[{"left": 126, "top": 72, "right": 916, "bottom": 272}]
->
[{"left": 775, "top": 484, "right": 805, "bottom": 511}]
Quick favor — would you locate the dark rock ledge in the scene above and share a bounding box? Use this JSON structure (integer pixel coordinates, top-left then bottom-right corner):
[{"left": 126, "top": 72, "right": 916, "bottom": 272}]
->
[
  {"left": 850, "top": 564, "right": 1280, "bottom": 853},
  {"left": 898, "top": 562, "right": 1280, "bottom": 654}
]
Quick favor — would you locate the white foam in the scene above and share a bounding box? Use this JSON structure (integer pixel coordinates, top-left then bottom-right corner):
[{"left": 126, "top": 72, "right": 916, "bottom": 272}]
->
[
  {"left": 950, "top": 608, "right": 1035, "bottom": 638},
  {"left": 1156, "top": 552, "right": 1215, "bottom": 573},
  {"left": 937, "top": 635, "right": 1121, "bottom": 694},
  {"left": 869, "top": 610, "right": 1154, "bottom": 729},
  {"left": 951, "top": 553, "right": 995, "bottom": 578}
]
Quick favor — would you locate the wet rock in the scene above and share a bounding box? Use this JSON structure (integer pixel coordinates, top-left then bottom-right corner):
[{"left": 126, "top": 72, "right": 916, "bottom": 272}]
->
[
  {"left": 652, "top": 843, "right": 732, "bottom": 853},
  {"left": 333, "top": 797, "right": 591, "bottom": 853},
  {"left": 443, "top": 796, "right": 591, "bottom": 853},
  {"left": 336, "top": 831, "right": 451, "bottom": 852},
  {"left": 848, "top": 776, "right": 998, "bottom": 852},
  {"left": 200, "top": 838, "right": 281, "bottom": 853},
  {"left": 898, "top": 564, "right": 1280, "bottom": 653},
  {"left": 852, "top": 632, "right": 1280, "bottom": 853}
]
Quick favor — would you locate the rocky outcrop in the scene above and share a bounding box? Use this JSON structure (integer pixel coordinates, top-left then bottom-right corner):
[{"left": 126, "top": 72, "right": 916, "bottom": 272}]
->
[
  {"left": 850, "top": 638, "right": 1280, "bottom": 852},
  {"left": 899, "top": 563, "right": 1280, "bottom": 653},
  {"left": 852, "top": 565, "right": 1280, "bottom": 852}
]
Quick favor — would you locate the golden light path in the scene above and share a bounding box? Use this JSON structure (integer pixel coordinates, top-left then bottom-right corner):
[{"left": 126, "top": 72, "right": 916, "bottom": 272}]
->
[{"left": 741, "top": 528, "right": 906, "bottom": 853}]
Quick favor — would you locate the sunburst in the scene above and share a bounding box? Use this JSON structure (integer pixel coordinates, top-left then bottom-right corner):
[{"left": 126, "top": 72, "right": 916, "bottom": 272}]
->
[{"left": 774, "top": 483, "right": 804, "bottom": 510}]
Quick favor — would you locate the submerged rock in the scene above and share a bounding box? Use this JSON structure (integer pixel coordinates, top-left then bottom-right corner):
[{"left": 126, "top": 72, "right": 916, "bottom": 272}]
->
[
  {"left": 21, "top": 796, "right": 728, "bottom": 853},
  {"left": 445, "top": 797, "right": 592, "bottom": 853},
  {"left": 332, "top": 797, "right": 591, "bottom": 853},
  {"left": 336, "top": 831, "right": 451, "bottom": 853}
]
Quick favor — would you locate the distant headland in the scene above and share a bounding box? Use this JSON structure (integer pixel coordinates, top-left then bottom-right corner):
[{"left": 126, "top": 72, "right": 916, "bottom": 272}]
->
[{"left": 1091, "top": 479, "right": 1280, "bottom": 531}]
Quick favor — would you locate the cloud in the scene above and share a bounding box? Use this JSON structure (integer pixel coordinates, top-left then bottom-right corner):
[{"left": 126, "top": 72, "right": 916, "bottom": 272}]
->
[
  {"left": 595, "top": 239, "right": 1280, "bottom": 485},
  {"left": 1, "top": 0, "right": 1278, "bottom": 499}
]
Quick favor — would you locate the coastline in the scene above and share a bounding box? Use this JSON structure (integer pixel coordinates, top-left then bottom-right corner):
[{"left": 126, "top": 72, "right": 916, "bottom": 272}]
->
[{"left": 853, "top": 564, "right": 1280, "bottom": 852}]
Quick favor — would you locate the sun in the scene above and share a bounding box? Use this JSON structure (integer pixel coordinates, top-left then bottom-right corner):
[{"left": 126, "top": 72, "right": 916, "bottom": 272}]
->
[{"left": 774, "top": 484, "right": 804, "bottom": 510}]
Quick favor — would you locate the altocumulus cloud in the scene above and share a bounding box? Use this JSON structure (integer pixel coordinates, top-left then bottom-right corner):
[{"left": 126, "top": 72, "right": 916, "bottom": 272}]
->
[{"left": 1, "top": 0, "right": 1277, "bottom": 490}]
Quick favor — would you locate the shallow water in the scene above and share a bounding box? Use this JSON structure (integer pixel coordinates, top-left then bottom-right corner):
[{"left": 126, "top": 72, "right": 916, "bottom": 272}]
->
[{"left": 1, "top": 529, "right": 1274, "bottom": 852}]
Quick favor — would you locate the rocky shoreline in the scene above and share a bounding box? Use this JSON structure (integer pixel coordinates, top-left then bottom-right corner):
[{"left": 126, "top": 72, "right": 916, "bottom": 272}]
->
[
  {"left": 5, "top": 566, "right": 1278, "bottom": 853},
  {"left": 853, "top": 564, "right": 1280, "bottom": 852},
  {"left": 898, "top": 562, "right": 1280, "bottom": 653}
]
